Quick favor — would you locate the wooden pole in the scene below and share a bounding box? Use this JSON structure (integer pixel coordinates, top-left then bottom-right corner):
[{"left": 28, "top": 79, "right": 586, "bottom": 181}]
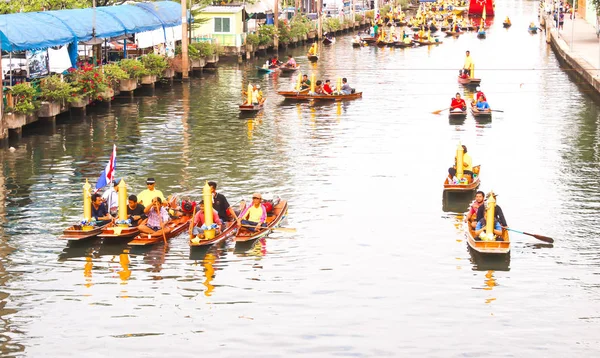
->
[
  {"left": 274, "top": 0, "right": 279, "bottom": 49},
  {"left": 317, "top": 0, "right": 323, "bottom": 39},
  {"left": 181, "top": 0, "right": 189, "bottom": 80}
]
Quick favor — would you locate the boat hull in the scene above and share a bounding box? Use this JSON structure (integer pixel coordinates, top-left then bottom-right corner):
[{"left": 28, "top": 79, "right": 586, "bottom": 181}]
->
[
  {"left": 308, "top": 54, "right": 319, "bottom": 62},
  {"left": 98, "top": 224, "right": 140, "bottom": 240},
  {"left": 280, "top": 65, "right": 300, "bottom": 73},
  {"left": 59, "top": 223, "right": 110, "bottom": 241},
  {"left": 278, "top": 91, "right": 363, "bottom": 101},
  {"left": 458, "top": 76, "right": 481, "bottom": 86},
  {"left": 235, "top": 200, "right": 288, "bottom": 242},
  {"left": 443, "top": 165, "right": 481, "bottom": 192},
  {"left": 128, "top": 216, "right": 191, "bottom": 246},
  {"left": 471, "top": 107, "right": 492, "bottom": 118},
  {"left": 464, "top": 220, "right": 510, "bottom": 254},
  {"left": 190, "top": 221, "right": 238, "bottom": 247}
]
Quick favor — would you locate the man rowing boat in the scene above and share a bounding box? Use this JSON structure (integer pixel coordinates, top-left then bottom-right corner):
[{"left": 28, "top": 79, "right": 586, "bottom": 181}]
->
[{"left": 450, "top": 92, "right": 466, "bottom": 111}]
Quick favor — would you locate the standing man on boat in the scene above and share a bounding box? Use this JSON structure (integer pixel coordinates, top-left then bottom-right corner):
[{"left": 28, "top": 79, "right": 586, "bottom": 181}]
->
[
  {"left": 137, "top": 178, "right": 166, "bottom": 206},
  {"left": 138, "top": 197, "right": 171, "bottom": 235},
  {"left": 237, "top": 193, "right": 268, "bottom": 232},
  {"left": 91, "top": 193, "right": 112, "bottom": 225},
  {"left": 208, "top": 181, "right": 238, "bottom": 224},
  {"left": 461, "top": 50, "right": 473, "bottom": 77},
  {"left": 102, "top": 178, "right": 121, "bottom": 217},
  {"left": 127, "top": 194, "right": 146, "bottom": 227}
]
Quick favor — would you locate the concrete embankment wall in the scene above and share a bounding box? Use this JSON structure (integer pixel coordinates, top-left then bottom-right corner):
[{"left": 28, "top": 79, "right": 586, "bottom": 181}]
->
[{"left": 548, "top": 24, "right": 600, "bottom": 94}]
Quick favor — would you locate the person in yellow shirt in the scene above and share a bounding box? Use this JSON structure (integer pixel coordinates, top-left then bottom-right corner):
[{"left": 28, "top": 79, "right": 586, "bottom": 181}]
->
[
  {"left": 137, "top": 177, "right": 166, "bottom": 207},
  {"left": 462, "top": 50, "right": 473, "bottom": 77},
  {"left": 237, "top": 192, "right": 268, "bottom": 232},
  {"left": 461, "top": 145, "right": 474, "bottom": 182},
  {"left": 308, "top": 42, "right": 317, "bottom": 55}
]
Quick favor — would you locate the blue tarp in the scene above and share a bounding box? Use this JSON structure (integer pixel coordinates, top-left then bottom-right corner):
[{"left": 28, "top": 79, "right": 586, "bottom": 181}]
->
[{"left": 0, "top": 1, "right": 181, "bottom": 52}]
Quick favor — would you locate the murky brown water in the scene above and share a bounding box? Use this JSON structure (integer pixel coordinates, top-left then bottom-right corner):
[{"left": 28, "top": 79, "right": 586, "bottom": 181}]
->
[{"left": 0, "top": 1, "right": 599, "bottom": 356}]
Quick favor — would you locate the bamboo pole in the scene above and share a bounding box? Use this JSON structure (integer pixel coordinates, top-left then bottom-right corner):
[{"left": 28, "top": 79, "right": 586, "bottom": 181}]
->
[{"left": 181, "top": 0, "right": 189, "bottom": 80}]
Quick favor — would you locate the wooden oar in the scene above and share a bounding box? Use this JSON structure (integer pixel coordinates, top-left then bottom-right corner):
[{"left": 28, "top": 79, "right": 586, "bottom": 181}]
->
[
  {"left": 504, "top": 227, "right": 554, "bottom": 243},
  {"left": 490, "top": 109, "right": 504, "bottom": 113},
  {"left": 432, "top": 107, "right": 450, "bottom": 115},
  {"left": 188, "top": 203, "right": 197, "bottom": 239},
  {"left": 156, "top": 204, "right": 168, "bottom": 245},
  {"left": 241, "top": 224, "right": 296, "bottom": 233}
]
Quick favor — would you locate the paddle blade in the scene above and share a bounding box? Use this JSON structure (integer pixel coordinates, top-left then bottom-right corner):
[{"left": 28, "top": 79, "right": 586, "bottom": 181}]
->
[
  {"left": 273, "top": 227, "right": 297, "bottom": 233},
  {"left": 530, "top": 233, "right": 554, "bottom": 243},
  {"left": 432, "top": 109, "right": 443, "bottom": 114}
]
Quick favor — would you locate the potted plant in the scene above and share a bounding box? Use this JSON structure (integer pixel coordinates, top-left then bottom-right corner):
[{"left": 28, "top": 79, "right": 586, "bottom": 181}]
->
[
  {"left": 118, "top": 59, "right": 146, "bottom": 91},
  {"left": 103, "top": 63, "right": 128, "bottom": 96},
  {"left": 140, "top": 54, "right": 167, "bottom": 84},
  {"left": 163, "top": 58, "right": 176, "bottom": 78},
  {"left": 67, "top": 63, "right": 109, "bottom": 105},
  {"left": 38, "top": 74, "right": 74, "bottom": 117},
  {"left": 4, "top": 83, "right": 37, "bottom": 129}
]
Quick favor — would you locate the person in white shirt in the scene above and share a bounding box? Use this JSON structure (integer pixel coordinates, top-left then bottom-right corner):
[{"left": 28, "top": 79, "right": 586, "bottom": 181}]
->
[{"left": 102, "top": 178, "right": 121, "bottom": 216}]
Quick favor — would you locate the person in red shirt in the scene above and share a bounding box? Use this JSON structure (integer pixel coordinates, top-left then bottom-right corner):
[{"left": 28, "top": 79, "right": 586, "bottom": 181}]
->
[
  {"left": 323, "top": 79, "right": 333, "bottom": 95},
  {"left": 467, "top": 191, "right": 485, "bottom": 229},
  {"left": 450, "top": 93, "right": 466, "bottom": 111},
  {"left": 471, "top": 88, "right": 486, "bottom": 107}
]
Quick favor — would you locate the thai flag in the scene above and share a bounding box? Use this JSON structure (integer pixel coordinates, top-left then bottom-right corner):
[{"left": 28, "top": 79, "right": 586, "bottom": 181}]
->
[{"left": 95, "top": 144, "right": 116, "bottom": 191}]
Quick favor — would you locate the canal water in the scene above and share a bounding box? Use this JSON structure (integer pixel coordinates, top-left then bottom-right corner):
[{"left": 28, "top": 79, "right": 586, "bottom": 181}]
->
[{"left": 1, "top": 1, "right": 599, "bottom": 356}]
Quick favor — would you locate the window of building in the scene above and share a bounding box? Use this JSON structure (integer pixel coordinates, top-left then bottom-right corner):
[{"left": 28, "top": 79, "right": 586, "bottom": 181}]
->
[{"left": 214, "top": 17, "right": 231, "bottom": 33}]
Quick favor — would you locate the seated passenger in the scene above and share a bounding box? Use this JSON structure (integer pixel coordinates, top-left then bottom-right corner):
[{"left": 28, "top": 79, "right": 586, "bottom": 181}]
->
[
  {"left": 192, "top": 200, "right": 223, "bottom": 237},
  {"left": 237, "top": 193, "right": 267, "bottom": 232},
  {"left": 474, "top": 202, "right": 504, "bottom": 241},
  {"left": 450, "top": 93, "right": 466, "bottom": 111}
]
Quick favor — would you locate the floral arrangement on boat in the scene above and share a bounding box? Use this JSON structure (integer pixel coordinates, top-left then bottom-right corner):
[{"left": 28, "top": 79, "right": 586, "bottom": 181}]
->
[
  {"left": 77, "top": 218, "right": 98, "bottom": 231},
  {"left": 114, "top": 218, "right": 132, "bottom": 226}
]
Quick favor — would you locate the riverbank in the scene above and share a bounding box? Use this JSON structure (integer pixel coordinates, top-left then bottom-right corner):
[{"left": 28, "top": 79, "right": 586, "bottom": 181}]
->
[{"left": 547, "top": 14, "right": 600, "bottom": 96}]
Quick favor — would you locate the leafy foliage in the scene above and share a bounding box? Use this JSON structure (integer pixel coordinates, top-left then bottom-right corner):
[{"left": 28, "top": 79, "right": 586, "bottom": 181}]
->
[
  {"left": 277, "top": 21, "right": 292, "bottom": 43},
  {"left": 119, "top": 59, "right": 147, "bottom": 79},
  {"left": 66, "top": 63, "right": 109, "bottom": 100},
  {"left": 39, "top": 74, "right": 75, "bottom": 102},
  {"left": 246, "top": 33, "right": 260, "bottom": 46},
  {"left": 290, "top": 15, "right": 311, "bottom": 38},
  {"left": 103, "top": 63, "right": 130, "bottom": 85},
  {"left": 258, "top": 25, "right": 277, "bottom": 46},
  {"left": 140, "top": 54, "right": 168, "bottom": 76},
  {"left": 8, "top": 83, "right": 37, "bottom": 114},
  {"left": 323, "top": 18, "right": 341, "bottom": 32}
]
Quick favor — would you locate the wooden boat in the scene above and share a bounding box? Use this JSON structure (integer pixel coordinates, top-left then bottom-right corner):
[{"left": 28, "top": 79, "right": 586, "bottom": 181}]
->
[
  {"left": 477, "top": 31, "right": 486, "bottom": 39},
  {"left": 257, "top": 66, "right": 276, "bottom": 74},
  {"left": 445, "top": 31, "right": 463, "bottom": 37},
  {"left": 458, "top": 76, "right": 481, "bottom": 86},
  {"left": 528, "top": 27, "right": 538, "bottom": 34},
  {"left": 323, "top": 37, "right": 335, "bottom": 45},
  {"left": 278, "top": 91, "right": 363, "bottom": 101},
  {"left": 471, "top": 106, "right": 492, "bottom": 119},
  {"left": 464, "top": 218, "right": 510, "bottom": 254},
  {"left": 415, "top": 39, "right": 443, "bottom": 46},
  {"left": 280, "top": 64, "right": 300, "bottom": 73},
  {"left": 503, "top": 22, "right": 511, "bottom": 28},
  {"left": 235, "top": 200, "right": 288, "bottom": 242},
  {"left": 239, "top": 101, "right": 264, "bottom": 112},
  {"left": 440, "top": 26, "right": 449, "bottom": 32},
  {"left": 397, "top": 21, "right": 407, "bottom": 27},
  {"left": 386, "top": 41, "right": 397, "bottom": 47},
  {"left": 128, "top": 215, "right": 191, "bottom": 246},
  {"left": 189, "top": 221, "right": 238, "bottom": 247},
  {"left": 411, "top": 26, "right": 420, "bottom": 32},
  {"left": 429, "top": 24, "right": 438, "bottom": 32},
  {"left": 395, "top": 41, "right": 414, "bottom": 48},
  {"left": 376, "top": 40, "right": 387, "bottom": 47},
  {"left": 307, "top": 54, "right": 319, "bottom": 62},
  {"left": 362, "top": 36, "right": 377, "bottom": 44},
  {"left": 98, "top": 223, "right": 140, "bottom": 241},
  {"left": 59, "top": 223, "right": 110, "bottom": 241},
  {"left": 443, "top": 165, "right": 481, "bottom": 192},
  {"left": 448, "top": 108, "right": 467, "bottom": 119},
  {"left": 352, "top": 41, "right": 363, "bottom": 48}
]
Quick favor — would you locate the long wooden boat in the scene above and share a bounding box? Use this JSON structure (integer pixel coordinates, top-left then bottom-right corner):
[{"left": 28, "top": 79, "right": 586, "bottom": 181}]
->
[
  {"left": 443, "top": 165, "right": 481, "bottom": 192},
  {"left": 98, "top": 223, "right": 140, "bottom": 240},
  {"left": 477, "top": 31, "right": 486, "bottom": 39},
  {"left": 458, "top": 76, "right": 481, "bottom": 86},
  {"left": 528, "top": 27, "right": 538, "bottom": 34},
  {"left": 376, "top": 40, "right": 387, "bottom": 47},
  {"left": 362, "top": 36, "right": 377, "bottom": 44},
  {"left": 503, "top": 22, "right": 511, "bottom": 28},
  {"left": 415, "top": 39, "right": 443, "bottom": 46},
  {"left": 59, "top": 223, "right": 110, "bottom": 241},
  {"left": 395, "top": 41, "right": 414, "bottom": 48},
  {"left": 307, "top": 54, "right": 319, "bottom": 62},
  {"left": 189, "top": 221, "right": 238, "bottom": 247},
  {"left": 235, "top": 200, "right": 288, "bottom": 242},
  {"left": 257, "top": 66, "right": 276, "bottom": 74},
  {"left": 352, "top": 42, "right": 362, "bottom": 48},
  {"left": 323, "top": 37, "right": 335, "bottom": 45},
  {"left": 280, "top": 64, "right": 300, "bottom": 73},
  {"left": 445, "top": 31, "right": 463, "bottom": 37},
  {"left": 278, "top": 91, "right": 363, "bottom": 101},
  {"left": 128, "top": 215, "right": 191, "bottom": 246},
  {"left": 471, "top": 106, "right": 492, "bottom": 119},
  {"left": 239, "top": 100, "right": 265, "bottom": 112},
  {"left": 448, "top": 108, "right": 467, "bottom": 119},
  {"left": 464, "top": 219, "right": 510, "bottom": 254}
]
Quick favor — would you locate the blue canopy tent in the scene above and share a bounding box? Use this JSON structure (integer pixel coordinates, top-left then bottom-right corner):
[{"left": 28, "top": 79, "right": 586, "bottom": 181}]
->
[{"left": 0, "top": 1, "right": 181, "bottom": 68}]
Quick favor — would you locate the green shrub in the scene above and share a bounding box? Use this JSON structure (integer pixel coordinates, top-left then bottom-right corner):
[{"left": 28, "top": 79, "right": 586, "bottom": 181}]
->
[
  {"left": 246, "top": 33, "right": 260, "bottom": 46},
  {"left": 103, "top": 63, "right": 129, "bottom": 85},
  {"left": 9, "top": 83, "right": 37, "bottom": 114},
  {"left": 290, "top": 15, "right": 310, "bottom": 38},
  {"left": 258, "top": 25, "right": 277, "bottom": 46},
  {"left": 119, "top": 59, "right": 147, "bottom": 79},
  {"left": 66, "top": 63, "right": 109, "bottom": 100},
  {"left": 277, "top": 22, "right": 291, "bottom": 43},
  {"left": 39, "top": 75, "right": 75, "bottom": 103},
  {"left": 140, "top": 54, "right": 168, "bottom": 76},
  {"left": 324, "top": 18, "right": 341, "bottom": 32}
]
